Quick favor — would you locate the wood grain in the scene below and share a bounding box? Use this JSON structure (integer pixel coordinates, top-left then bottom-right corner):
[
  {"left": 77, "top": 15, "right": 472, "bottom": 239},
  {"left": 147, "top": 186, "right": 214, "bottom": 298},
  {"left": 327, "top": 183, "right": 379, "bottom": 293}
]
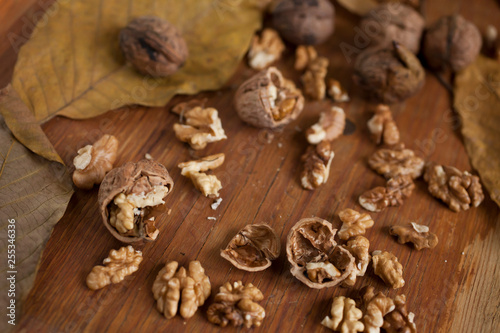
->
[{"left": 0, "top": 0, "right": 499, "bottom": 332}]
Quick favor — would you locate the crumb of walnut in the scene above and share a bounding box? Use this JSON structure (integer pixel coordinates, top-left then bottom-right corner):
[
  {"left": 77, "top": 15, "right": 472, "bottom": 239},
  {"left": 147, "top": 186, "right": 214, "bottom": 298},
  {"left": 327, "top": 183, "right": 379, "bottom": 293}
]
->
[
  {"left": 390, "top": 222, "right": 438, "bottom": 251},
  {"left": 73, "top": 135, "right": 118, "bottom": 189},
  {"left": 248, "top": 28, "right": 285, "bottom": 70},
  {"left": 301, "top": 141, "right": 335, "bottom": 190},
  {"left": 383, "top": 294, "right": 417, "bottom": 333},
  {"left": 372, "top": 250, "right": 405, "bottom": 289},
  {"left": 305, "top": 106, "right": 346, "bottom": 144},
  {"left": 178, "top": 154, "right": 225, "bottom": 198},
  {"left": 327, "top": 79, "right": 350, "bottom": 102},
  {"left": 295, "top": 45, "right": 318, "bottom": 71},
  {"left": 338, "top": 209, "right": 375, "bottom": 241},
  {"left": 360, "top": 286, "right": 396, "bottom": 333},
  {"left": 302, "top": 56, "right": 329, "bottom": 100},
  {"left": 152, "top": 261, "right": 211, "bottom": 319},
  {"left": 368, "top": 143, "right": 424, "bottom": 179},
  {"left": 207, "top": 281, "right": 265, "bottom": 328},
  {"left": 86, "top": 245, "right": 142, "bottom": 290},
  {"left": 423, "top": 162, "right": 484, "bottom": 212},
  {"left": 342, "top": 236, "right": 371, "bottom": 287},
  {"left": 359, "top": 175, "right": 415, "bottom": 212},
  {"left": 321, "top": 296, "right": 364, "bottom": 332},
  {"left": 367, "top": 104, "right": 400, "bottom": 145}
]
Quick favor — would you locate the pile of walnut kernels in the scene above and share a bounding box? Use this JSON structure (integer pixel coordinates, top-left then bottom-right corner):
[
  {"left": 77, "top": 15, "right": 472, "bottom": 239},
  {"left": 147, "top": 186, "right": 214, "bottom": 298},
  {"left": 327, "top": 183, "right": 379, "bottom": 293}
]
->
[{"left": 71, "top": 0, "right": 490, "bottom": 331}]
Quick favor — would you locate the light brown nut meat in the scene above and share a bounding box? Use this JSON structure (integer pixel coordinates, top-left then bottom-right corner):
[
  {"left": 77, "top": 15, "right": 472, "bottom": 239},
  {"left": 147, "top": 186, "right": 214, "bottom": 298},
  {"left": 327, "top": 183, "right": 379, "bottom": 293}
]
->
[
  {"left": 321, "top": 296, "right": 364, "bottom": 332},
  {"left": 207, "top": 281, "right": 265, "bottom": 328},
  {"left": 295, "top": 45, "right": 318, "bottom": 71},
  {"left": 368, "top": 143, "right": 424, "bottom": 179},
  {"left": 342, "top": 236, "right": 371, "bottom": 287},
  {"left": 248, "top": 28, "right": 285, "bottom": 70},
  {"left": 178, "top": 154, "right": 225, "bottom": 198},
  {"left": 372, "top": 250, "right": 405, "bottom": 289},
  {"left": 423, "top": 162, "right": 484, "bottom": 212},
  {"left": 234, "top": 67, "right": 304, "bottom": 128},
  {"left": 301, "top": 141, "right": 335, "bottom": 190},
  {"left": 73, "top": 135, "right": 119, "bottom": 189},
  {"left": 338, "top": 209, "right": 375, "bottom": 241},
  {"left": 305, "top": 106, "right": 346, "bottom": 144},
  {"left": 221, "top": 224, "right": 280, "bottom": 271},
  {"left": 152, "top": 261, "right": 211, "bottom": 319},
  {"left": 360, "top": 286, "right": 396, "bottom": 333},
  {"left": 382, "top": 294, "right": 417, "bottom": 333},
  {"left": 302, "top": 56, "right": 329, "bottom": 100},
  {"left": 327, "top": 78, "right": 350, "bottom": 102},
  {"left": 390, "top": 222, "right": 438, "bottom": 251},
  {"left": 367, "top": 104, "right": 400, "bottom": 145},
  {"left": 286, "top": 217, "right": 355, "bottom": 289},
  {"left": 359, "top": 175, "right": 415, "bottom": 212},
  {"left": 98, "top": 159, "right": 174, "bottom": 243},
  {"left": 171, "top": 98, "right": 208, "bottom": 115},
  {"left": 86, "top": 245, "right": 142, "bottom": 290}
]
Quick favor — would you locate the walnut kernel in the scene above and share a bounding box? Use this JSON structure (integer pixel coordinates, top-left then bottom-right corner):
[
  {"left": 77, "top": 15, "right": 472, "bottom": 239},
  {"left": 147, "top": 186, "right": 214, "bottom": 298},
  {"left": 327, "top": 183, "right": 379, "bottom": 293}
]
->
[
  {"left": 302, "top": 55, "right": 329, "bottom": 100},
  {"left": 338, "top": 209, "right": 375, "bottom": 241},
  {"left": 248, "top": 28, "right": 285, "bottom": 70},
  {"left": 178, "top": 154, "right": 225, "bottom": 198},
  {"left": 361, "top": 286, "right": 396, "bottom": 332},
  {"left": 342, "top": 236, "right": 371, "bottom": 287},
  {"left": 359, "top": 175, "right": 415, "bottom": 212},
  {"left": 295, "top": 45, "right": 318, "bottom": 71},
  {"left": 321, "top": 296, "right": 364, "bottom": 332},
  {"left": 367, "top": 104, "right": 400, "bottom": 145},
  {"left": 301, "top": 141, "right": 335, "bottom": 190},
  {"left": 372, "top": 250, "right": 405, "bottom": 289},
  {"left": 327, "top": 79, "right": 350, "bottom": 102},
  {"left": 383, "top": 294, "right": 417, "bottom": 333},
  {"left": 368, "top": 143, "right": 424, "bottom": 179},
  {"left": 390, "top": 222, "right": 438, "bottom": 251},
  {"left": 305, "top": 106, "right": 346, "bottom": 145}
]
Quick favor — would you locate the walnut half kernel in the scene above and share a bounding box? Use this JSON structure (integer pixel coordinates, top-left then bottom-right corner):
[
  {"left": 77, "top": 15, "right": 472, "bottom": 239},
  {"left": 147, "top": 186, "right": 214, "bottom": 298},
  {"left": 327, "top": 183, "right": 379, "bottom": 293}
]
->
[
  {"left": 301, "top": 141, "right": 335, "bottom": 190},
  {"left": 372, "top": 250, "right": 405, "bottom": 289},
  {"left": 368, "top": 143, "right": 424, "bottom": 180},
  {"left": 248, "top": 28, "right": 285, "bottom": 70},
  {"left": 305, "top": 106, "right": 346, "bottom": 145},
  {"left": 390, "top": 222, "right": 438, "bottom": 251},
  {"left": 178, "top": 153, "right": 225, "bottom": 198},
  {"left": 359, "top": 174, "right": 415, "bottom": 212},
  {"left": 321, "top": 296, "right": 364, "bottom": 332},
  {"left": 367, "top": 104, "right": 400, "bottom": 146}
]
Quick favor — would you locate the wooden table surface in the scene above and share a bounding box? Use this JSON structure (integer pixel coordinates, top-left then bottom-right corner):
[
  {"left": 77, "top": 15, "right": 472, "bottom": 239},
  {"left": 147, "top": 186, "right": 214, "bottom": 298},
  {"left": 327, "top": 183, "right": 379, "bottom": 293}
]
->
[{"left": 1, "top": 0, "right": 499, "bottom": 332}]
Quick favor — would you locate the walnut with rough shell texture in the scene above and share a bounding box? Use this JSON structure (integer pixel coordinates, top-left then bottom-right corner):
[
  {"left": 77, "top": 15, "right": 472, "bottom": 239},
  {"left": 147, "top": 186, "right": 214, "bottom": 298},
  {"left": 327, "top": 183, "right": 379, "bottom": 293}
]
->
[
  {"left": 301, "top": 141, "right": 335, "bottom": 190},
  {"left": 423, "top": 162, "right": 484, "bottom": 212},
  {"left": 221, "top": 224, "right": 280, "bottom": 271},
  {"left": 286, "top": 217, "right": 355, "bottom": 289},
  {"left": 295, "top": 45, "right": 318, "bottom": 71},
  {"left": 178, "top": 154, "right": 225, "bottom": 198},
  {"left": 390, "top": 222, "right": 438, "bottom": 251},
  {"left": 360, "top": 286, "right": 396, "bottom": 333},
  {"left": 207, "top": 281, "right": 265, "bottom": 328},
  {"left": 359, "top": 175, "right": 415, "bottom": 212},
  {"left": 302, "top": 56, "right": 329, "bottom": 100},
  {"left": 372, "top": 250, "right": 405, "bottom": 289},
  {"left": 86, "top": 245, "right": 142, "bottom": 290},
  {"left": 73, "top": 135, "right": 118, "bottom": 189},
  {"left": 338, "top": 209, "right": 374, "bottom": 241},
  {"left": 327, "top": 79, "right": 350, "bottom": 102},
  {"left": 342, "top": 236, "right": 371, "bottom": 287},
  {"left": 152, "top": 261, "right": 211, "bottom": 319},
  {"left": 367, "top": 104, "right": 400, "bottom": 145},
  {"left": 248, "top": 28, "right": 285, "bottom": 70},
  {"left": 306, "top": 106, "right": 346, "bottom": 144},
  {"left": 382, "top": 294, "right": 417, "bottom": 333},
  {"left": 368, "top": 143, "right": 424, "bottom": 179},
  {"left": 321, "top": 296, "right": 364, "bottom": 332}
]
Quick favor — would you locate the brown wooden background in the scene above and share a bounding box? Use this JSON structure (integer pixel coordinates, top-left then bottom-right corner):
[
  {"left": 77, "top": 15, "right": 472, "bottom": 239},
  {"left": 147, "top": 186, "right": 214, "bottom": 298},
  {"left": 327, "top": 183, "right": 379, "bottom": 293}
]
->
[{"left": 1, "top": 0, "right": 499, "bottom": 332}]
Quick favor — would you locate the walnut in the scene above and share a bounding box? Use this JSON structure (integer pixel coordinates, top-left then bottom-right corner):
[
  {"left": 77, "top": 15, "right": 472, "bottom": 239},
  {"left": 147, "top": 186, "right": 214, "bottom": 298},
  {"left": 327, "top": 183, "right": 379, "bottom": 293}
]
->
[
  {"left": 368, "top": 143, "right": 424, "bottom": 179},
  {"left": 286, "top": 217, "right": 355, "bottom": 289},
  {"left": 248, "top": 28, "right": 285, "bottom": 70},
  {"left": 152, "top": 261, "right": 211, "bottom": 319},
  {"left": 367, "top": 104, "right": 400, "bottom": 145},
  {"left": 390, "top": 222, "right": 438, "bottom": 251},
  {"left": 321, "top": 296, "right": 364, "bottom": 332},
  {"left": 305, "top": 106, "right": 346, "bottom": 144},
  {"left": 327, "top": 79, "right": 350, "bottom": 102},
  {"left": 359, "top": 175, "right": 415, "bottom": 212},
  {"left": 342, "top": 236, "right": 371, "bottom": 287},
  {"left": 301, "top": 141, "right": 335, "bottom": 190},
  {"left": 221, "top": 224, "right": 280, "bottom": 271},
  {"left": 272, "top": 0, "right": 335, "bottom": 45},
  {"left": 302, "top": 56, "right": 329, "bottom": 100},
  {"left": 86, "top": 245, "right": 142, "bottom": 290},
  {"left": 383, "top": 294, "right": 417, "bottom": 333},
  {"left": 295, "top": 45, "right": 318, "bottom": 71},
  {"left": 178, "top": 153, "right": 225, "bottom": 198},
  {"left": 119, "top": 16, "right": 188, "bottom": 77},
  {"left": 423, "top": 15, "right": 482, "bottom": 72},
  {"left": 234, "top": 67, "right": 304, "bottom": 128},
  {"left": 72, "top": 135, "right": 118, "bottom": 189},
  {"left": 360, "top": 4, "right": 425, "bottom": 54},
  {"left": 372, "top": 250, "right": 405, "bottom": 289},
  {"left": 360, "top": 286, "right": 396, "bottom": 333},
  {"left": 98, "top": 159, "right": 174, "bottom": 242},
  {"left": 353, "top": 43, "right": 425, "bottom": 104},
  {"left": 484, "top": 25, "right": 500, "bottom": 61},
  {"left": 207, "top": 281, "right": 265, "bottom": 328},
  {"left": 173, "top": 105, "right": 227, "bottom": 150},
  {"left": 338, "top": 209, "right": 375, "bottom": 241},
  {"left": 423, "top": 162, "right": 484, "bottom": 212},
  {"left": 171, "top": 98, "right": 207, "bottom": 115}
]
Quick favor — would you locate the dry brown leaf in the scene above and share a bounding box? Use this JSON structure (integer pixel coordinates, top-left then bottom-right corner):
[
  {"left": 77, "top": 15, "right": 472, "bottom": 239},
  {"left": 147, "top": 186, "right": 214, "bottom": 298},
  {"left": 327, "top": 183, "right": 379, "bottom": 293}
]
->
[
  {"left": 0, "top": 0, "right": 262, "bottom": 163},
  {"left": 0, "top": 115, "right": 73, "bottom": 331},
  {"left": 454, "top": 55, "right": 500, "bottom": 207}
]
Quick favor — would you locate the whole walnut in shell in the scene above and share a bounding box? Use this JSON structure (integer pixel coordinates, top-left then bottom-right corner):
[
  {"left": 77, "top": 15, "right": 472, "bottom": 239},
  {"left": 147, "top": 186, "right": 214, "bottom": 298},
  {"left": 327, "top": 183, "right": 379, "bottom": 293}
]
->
[
  {"left": 98, "top": 159, "right": 174, "bottom": 243},
  {"left": 423, "top": 15, "right": 482, "bottom": 72},
  {"left": 272, "top": 0, "right": 335, "bottom": 45},
  {"left": 353, "top": 43, "right": 425, "bottom": 104},
  {"left": 234, "top": 67, "right": 304, "bottom": 128}
]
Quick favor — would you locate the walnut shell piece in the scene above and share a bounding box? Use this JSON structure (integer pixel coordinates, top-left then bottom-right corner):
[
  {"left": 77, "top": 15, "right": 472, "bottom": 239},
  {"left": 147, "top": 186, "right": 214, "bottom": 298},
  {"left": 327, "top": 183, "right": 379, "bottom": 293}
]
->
[
  {"left": 321, "top": 296, "right": 365, "bottom": 332},
  {"left": 372, "top": 250, "right": 405, "bottom": 289},
  {"left": 359, "top": 174, "right": 415, "bottom": 212},
  {"left": 390, "top": 222, "right": 438, "bottom": 251},
  {"left": 98, "top": 159, "right": 174, "bottom": 243},
  {"left": 248, "top": 28, "right": 285, "bottom": 70},
  {"left": 234, "top": 67, "right": 304, "bottom": 128},
  {"left": 306, "top": 106, "right": 346, "bottom": 145},
  {"left": 286, "top": 217, "right": 355, "bottom": 289},
  {"left": 301, "top": 141, "right": 335, "bottom": 190},
  {"left": 119, "top": 16, "right": 188, "bottom": 77},
  {"left": 73, "top": 134, "right": 119, "bottom": 189},
  {"left": 367, "top": 104, "right": 400, "bottom": 145},
  {"left": 221, "top": 224, "right": 280, "bottom": 271},
  {"left": 178, "top": 154, "right": 225, "bottom": 198}
]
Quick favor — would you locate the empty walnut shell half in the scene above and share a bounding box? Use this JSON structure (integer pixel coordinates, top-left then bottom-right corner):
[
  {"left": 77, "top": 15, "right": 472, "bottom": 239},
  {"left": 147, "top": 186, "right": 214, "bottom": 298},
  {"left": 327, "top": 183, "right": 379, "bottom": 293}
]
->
[
  {"left": 98, "top": 159, "right": 174, "bottom": 243},
  {"left": 286, "top": 217, "right": 355, "bottom": 289},
  {"left": 221, "top": 224, "right": 280, "bottom": 272},
  {"left": 234, "top": 67, "right": 304, "bottom": 128}
]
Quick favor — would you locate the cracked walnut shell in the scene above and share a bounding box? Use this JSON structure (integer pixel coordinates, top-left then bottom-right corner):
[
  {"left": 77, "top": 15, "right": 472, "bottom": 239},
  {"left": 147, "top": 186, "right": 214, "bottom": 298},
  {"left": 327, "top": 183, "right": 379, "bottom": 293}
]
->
[
  {"left": 360, "top": 286, "right": 396, "bottom": 333},
  {"left": 338, "top": 209, "right": 375, "bottom": 241},
  {"left": 178, "top": 153, "right": 225, "bottom": 198},
  {"left": 98, "top": 159, "right": 174, "bottom": 243},
  {"left": 372, "top": 250, "right": 405, "bottom": 289},
  {"left": 390, "top": 222, "right": 438, "bottom": 251},
  {"left": 306, "top": 106, "right": 346, "bottom": 145},
  {"left": 368, "top": 143, "right": 424, "bottom": 179},
  {"left": 207, "top": 281, "right": 265, "bottom": 328},
  {"left": 359, "top": 175, "right": 415, "bottom": 212},
  {"left": 367, "top": 104, "right": 400, "bottom": 146},
  {"left": 86, "top": 245, "right": 142, "bottom": 290},
  {"left": 286, "top": 217, "right": 355, "bottom": 289},
  {"left": 342, "top": 236, "right": 371, "bottom": 288},
  {"left": 248, "top": 28, "right": 285, "bottom": 70},
  {"left": 73, "top": 134, "right": 118, "bottom": 189},
  {"left": 321, "top": 296, "right": 364, "bottom": 332},
  {"left": 221, "top": 224, "right": 280, "bottom": 272},
  {"left": 301, "top": 141, "right": 335, "bottom": 190},
  {"left": 235, "top": 67, "right": 304, "bottom": 128},
  {"left": 152, "top": 261, "right": 211, "bottom": 319}
]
